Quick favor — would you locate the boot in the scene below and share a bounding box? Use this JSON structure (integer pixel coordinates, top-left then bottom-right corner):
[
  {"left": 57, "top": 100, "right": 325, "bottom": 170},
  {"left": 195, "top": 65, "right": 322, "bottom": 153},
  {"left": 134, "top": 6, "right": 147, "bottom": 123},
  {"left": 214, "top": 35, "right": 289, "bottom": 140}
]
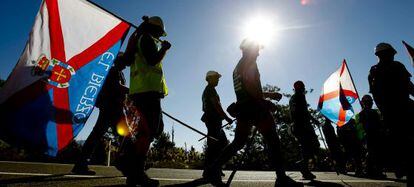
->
[
  {"left": 71, "top": 164, "right": 96, "bottom": 175},
  {"left": 301, "top": 170, "right": 316, "bottom": 180},
  {"left": 203, "top": 167, "right": 226, "bottom": 187}
]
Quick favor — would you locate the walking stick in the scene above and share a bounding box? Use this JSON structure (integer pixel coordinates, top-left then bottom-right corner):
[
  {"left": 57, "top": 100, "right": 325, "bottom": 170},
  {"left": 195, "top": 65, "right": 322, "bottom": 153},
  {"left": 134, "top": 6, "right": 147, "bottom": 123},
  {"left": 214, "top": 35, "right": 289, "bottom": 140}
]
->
[
  {"left": 226, "top": 128, "right": 259, "bottom": 186},
  {"left": 162, "top": 111, "right": 218, "bottom": 142},
  {"left": 198, "top": 119, "right": 236, "bottom": 142}
]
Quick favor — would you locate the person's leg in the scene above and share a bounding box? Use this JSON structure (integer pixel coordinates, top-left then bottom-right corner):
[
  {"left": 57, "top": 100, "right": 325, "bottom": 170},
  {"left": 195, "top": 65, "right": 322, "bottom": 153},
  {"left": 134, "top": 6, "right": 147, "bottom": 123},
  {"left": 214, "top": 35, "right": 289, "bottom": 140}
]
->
[
  {"left": 204, "top": 118, "right": 251, "bottom": 185},
  {"left": 126, "top": 95, "right": 160, "bottom": 186},
  {"left": 213, "top": 119, "right": 251, "bottom": 169},
  {"left": 257, "top": 113, "right": 303, "bottom": 186},
  {"left": 72, "top": 109, "right": 111, "bottom": 174},
  {"left": 204, "top": 122, "right": 217, "bottom": 172},
  {"left": 296, "top": 134, "right": 317, "bottom": 179}
]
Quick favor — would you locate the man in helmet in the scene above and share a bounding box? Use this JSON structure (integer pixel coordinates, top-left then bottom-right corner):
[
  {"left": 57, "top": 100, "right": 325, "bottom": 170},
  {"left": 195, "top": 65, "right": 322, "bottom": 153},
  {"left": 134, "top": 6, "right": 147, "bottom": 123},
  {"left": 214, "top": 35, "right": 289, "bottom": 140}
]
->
[
  {"left": 357, "top": 94, "right": 386, "bottom": 178},
  {"left": 369, "top": 42, "right": 414, "bottom": 179},
  {"left": 204, "top": 39, "right": 302, "bottom": 187},
  {"left": 201, "top": 70, "right": 233, "bottom": 177},
  {"left": 120, "top": 15, "right": 171, "bottom": 187},
  {"left": 289, "top": 81, "right": 320, "bottom": 180}
]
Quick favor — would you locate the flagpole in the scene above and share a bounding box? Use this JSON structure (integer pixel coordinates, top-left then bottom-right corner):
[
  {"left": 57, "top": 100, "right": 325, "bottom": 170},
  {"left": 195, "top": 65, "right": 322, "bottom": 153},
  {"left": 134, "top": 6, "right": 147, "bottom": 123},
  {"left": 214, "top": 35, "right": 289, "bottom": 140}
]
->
[
  {"left": 85, "top": 0, "right": 139, "bottom": 29},
  {"left": 402, "top": 40, "right": 414, "bottom": 76},
  {"left": 343, "top": 59, "right": 362, "bottom": 108},
  {"left": 162, "top": 111, "right": 218, "bottom": 142}
]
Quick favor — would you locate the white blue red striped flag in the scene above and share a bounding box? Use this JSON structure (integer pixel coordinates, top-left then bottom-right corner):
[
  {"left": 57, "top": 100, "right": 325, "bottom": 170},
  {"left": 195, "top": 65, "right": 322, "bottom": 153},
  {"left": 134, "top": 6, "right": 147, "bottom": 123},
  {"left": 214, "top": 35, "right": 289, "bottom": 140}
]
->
[
  {"left": 0, "top": 0, "right": 130, "bottom": 156},
  {"left": 317, "top": 60, "right": 359, "bottom": 127}
]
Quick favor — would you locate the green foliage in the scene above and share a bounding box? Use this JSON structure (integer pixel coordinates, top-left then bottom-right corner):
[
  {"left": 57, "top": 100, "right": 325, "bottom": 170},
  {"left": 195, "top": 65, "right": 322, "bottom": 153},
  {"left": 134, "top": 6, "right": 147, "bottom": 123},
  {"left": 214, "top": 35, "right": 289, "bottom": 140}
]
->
[
  {"left": 225, "top": 84, "right": 331, "bottom": 171},
  {"left": 147, "top": 132, "right": 204, "bottom": 169}
]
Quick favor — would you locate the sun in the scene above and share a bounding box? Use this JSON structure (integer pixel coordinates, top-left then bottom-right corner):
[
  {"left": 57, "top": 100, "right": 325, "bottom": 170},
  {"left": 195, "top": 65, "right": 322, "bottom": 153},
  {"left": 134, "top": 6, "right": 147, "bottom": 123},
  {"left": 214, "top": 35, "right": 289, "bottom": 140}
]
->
[{"left": 242, "top": 15, "right": 278, "bottom": 47}]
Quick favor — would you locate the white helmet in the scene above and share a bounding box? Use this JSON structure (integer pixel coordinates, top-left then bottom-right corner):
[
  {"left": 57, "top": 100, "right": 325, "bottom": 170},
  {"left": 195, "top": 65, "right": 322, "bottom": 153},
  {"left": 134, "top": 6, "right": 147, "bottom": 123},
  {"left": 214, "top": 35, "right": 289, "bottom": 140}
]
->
[
  {"left": 206, "top": 71, "right": 221, "bottom": 80},
  {"left": 148, "top": 16, "right": 167, "bottom": 36},
  {"left": 375, "top": 42, "right": 396, "bottom": 55}
]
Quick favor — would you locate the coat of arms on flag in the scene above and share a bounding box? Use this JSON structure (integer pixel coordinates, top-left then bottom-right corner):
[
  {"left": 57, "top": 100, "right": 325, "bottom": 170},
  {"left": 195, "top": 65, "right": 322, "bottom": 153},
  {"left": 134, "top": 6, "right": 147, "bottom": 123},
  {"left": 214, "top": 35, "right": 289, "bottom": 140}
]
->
[
  {"left": 318, "top": 60, "right": 359, "bottom": 127},
  {"left": 0, "top": 0, "right": 130, "bottom": 156}
]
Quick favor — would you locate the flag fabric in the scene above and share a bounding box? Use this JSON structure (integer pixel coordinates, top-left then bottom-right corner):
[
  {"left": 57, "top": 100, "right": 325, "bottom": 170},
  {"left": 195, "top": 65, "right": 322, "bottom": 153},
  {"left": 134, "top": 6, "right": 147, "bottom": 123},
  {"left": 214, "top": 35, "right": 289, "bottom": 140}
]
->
[
  {"left": 318, "top": 60, "right": 359, "bottom": 127},
  {"left": 402, "top": 40, "right": 414, "bottom": 67},
  {"left": 0, "top": 0, "right": 130, "bottom": 156}
]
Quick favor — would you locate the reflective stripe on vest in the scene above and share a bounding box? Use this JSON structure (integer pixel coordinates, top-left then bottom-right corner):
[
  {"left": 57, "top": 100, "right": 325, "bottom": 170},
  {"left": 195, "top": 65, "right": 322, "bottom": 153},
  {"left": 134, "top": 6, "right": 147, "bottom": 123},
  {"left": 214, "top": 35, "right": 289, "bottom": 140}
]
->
[{"left": 130, "top": 35, "right": 168, "bottom": 95}]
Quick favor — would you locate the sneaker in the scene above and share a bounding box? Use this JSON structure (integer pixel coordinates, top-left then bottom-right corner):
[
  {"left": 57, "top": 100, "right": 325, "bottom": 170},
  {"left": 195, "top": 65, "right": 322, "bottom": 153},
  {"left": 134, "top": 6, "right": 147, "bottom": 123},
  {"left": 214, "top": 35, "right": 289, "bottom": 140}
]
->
[
  {"left": 275, "top": 176, "right": 303, "bottom": 187},
  {"left": 71, "top": 165, "right": 96, "bottom": 175},
  {"left": 301, "top": 171, "right": 316, "bottom": 180},
  {"left": 126, "top": 173, "right": 159, "bottom": 187}
]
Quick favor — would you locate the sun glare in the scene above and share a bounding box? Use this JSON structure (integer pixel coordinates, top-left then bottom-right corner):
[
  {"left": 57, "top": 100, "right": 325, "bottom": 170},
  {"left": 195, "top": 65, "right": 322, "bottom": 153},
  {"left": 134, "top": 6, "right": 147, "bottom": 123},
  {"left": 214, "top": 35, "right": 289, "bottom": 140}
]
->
[{"left": 242, "top": 15, "right": 277, "bottom": 47}]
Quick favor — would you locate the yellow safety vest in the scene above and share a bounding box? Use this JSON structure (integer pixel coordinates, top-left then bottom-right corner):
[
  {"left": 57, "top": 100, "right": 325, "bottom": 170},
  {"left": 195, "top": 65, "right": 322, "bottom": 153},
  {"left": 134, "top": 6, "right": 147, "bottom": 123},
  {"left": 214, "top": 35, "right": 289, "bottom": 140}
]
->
[{"left": 130, "top": 35, "right": 168, "bottom": 96}]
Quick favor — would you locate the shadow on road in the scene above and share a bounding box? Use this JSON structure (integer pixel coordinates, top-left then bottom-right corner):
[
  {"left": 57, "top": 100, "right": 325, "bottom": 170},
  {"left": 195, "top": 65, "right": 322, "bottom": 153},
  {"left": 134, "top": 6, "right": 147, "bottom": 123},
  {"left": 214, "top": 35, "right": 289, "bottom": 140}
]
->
[
  {"left": 304, "top": 180, "right": 344, "bottom": 187},
  {"left": 163, "top": 178, "right": 209, "bottom": 187},
  {"left": 0, "top": 173, "right": 119, "bottom": 185},
  {"left": 342, "top": 173, "right": 407, "bottom": 183}
]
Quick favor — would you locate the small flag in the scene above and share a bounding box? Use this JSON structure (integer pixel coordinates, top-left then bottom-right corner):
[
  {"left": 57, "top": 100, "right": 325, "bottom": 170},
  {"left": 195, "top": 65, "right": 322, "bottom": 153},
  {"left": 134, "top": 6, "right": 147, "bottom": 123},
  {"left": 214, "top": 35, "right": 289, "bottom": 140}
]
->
[
  {"left": 0, "top": 0, "right": 130, "bottom": 156},
  {"left": 402, "top": 40, "right": 414, "bottom": 67},
  {"left": 318, "top": 60, "right": 359, "bottom": 127}
]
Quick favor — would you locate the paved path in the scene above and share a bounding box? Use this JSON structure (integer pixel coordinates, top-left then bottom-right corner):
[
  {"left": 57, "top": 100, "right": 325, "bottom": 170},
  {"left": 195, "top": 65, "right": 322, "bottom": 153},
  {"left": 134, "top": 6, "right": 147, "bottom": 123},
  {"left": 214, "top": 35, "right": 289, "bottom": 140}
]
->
[{"left": 0, "top": 161, "right": 407, "bottom": 186}]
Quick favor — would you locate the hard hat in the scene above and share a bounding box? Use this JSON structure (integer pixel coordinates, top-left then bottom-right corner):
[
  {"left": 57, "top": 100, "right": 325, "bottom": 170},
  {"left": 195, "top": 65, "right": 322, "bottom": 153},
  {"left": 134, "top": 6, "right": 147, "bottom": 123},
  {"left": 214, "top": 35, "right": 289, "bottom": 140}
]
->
[
  {"left": 375, "top": 42, "right": 396, "bottom": 55},
  {"left": 148, "top": 16, "right": 167, "bottom": 36},
  {"left": 206, "top": 71, "right": 221, "bottom": 79},
  {"left": 293, "top": 80, "right": 305, "bottom": 90},
  {"left": 240, "top": 38, "right": 263, "bottom": 51}
]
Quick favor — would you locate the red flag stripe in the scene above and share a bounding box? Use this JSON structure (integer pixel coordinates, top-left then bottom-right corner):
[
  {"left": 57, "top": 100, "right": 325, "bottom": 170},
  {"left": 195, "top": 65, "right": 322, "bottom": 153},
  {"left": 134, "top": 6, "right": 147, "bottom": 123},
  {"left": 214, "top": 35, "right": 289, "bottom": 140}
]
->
[
  {"left": 53, "top": 88, "right": 73, "bottom": 150},
  {"left": 45, "top": 0, "right": 66, "bottom": 62},
  {"left": 319, "top": 89, "right": 358, "bottom": 103},
  {"left": 46, "top": 0, "right": 73, "bottom": 151},
  {"left": 68, "top": 22, "right": 130, "bottom": 71},
  {"left": 339, "top": 59, "right": 347, "bottom": 76},
  {"left": 337, "top": 107, "right": 346, "bottom": 127}
]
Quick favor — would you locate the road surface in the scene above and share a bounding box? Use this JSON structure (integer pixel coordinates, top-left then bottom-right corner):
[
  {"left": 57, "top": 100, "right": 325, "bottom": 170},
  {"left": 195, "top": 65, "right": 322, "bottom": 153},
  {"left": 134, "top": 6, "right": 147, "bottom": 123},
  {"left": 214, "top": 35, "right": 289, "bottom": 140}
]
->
[{"left": 0, "top": 161, "right": 407, "bottom": 186}]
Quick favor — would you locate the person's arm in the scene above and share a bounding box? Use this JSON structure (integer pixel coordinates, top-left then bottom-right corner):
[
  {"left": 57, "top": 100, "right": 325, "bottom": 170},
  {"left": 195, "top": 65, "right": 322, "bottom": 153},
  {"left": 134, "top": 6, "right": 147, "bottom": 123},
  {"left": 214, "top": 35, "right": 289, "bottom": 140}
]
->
[
  {"left": 263, "top": 92, "right": 282, "bottom": 101},
  {"left": 210, "top": 97, "right": 233, "bottom": 123},
  {"left": 123, "top": 31, "right": 139, "bottom": 66},
  {"left": 141, "top": 34, "right": 171, "bottom": 66}
]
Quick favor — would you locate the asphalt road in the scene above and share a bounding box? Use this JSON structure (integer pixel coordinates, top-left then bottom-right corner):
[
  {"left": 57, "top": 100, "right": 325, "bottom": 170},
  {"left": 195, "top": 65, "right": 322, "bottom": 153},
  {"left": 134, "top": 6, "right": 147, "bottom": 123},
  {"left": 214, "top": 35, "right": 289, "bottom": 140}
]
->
[{"left": 0, "top": 161, "right": 407, "bottom": 186}]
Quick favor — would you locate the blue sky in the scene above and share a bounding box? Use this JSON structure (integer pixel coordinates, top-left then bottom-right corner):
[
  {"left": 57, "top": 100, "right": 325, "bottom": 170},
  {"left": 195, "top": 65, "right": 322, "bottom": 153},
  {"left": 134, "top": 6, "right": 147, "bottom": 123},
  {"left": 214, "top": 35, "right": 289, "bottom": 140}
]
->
[{"left": 1, "top": 0, "right": 413, "bottom": 151}]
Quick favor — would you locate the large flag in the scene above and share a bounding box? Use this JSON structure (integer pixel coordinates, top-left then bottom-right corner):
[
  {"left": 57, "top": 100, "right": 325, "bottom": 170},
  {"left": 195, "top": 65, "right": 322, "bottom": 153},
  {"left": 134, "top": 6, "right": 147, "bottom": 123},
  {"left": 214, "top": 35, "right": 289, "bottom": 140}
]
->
[
  {"left": 0, "top": 0, "right": 130, "bottom": 156},
  {"left": 318, "top": 60, "right": 359, "bottom": 127},
  {"left": 402, "top": 40, "right": 414, "bottom": 67}
]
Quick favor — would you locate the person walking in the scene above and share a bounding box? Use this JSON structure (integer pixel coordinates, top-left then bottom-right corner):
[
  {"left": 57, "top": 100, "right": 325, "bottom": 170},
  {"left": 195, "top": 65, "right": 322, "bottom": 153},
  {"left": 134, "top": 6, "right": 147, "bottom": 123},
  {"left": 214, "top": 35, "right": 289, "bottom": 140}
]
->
[{"left": 201, "top": 70, "right": 232, "bottom": 178}]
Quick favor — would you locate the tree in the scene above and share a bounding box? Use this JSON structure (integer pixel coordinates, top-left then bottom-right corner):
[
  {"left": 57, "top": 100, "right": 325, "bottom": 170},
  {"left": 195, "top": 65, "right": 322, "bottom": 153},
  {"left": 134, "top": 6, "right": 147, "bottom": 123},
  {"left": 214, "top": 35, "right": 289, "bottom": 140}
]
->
[{"left": 226, "top": 84, "right": 331, "bottom": 171}]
